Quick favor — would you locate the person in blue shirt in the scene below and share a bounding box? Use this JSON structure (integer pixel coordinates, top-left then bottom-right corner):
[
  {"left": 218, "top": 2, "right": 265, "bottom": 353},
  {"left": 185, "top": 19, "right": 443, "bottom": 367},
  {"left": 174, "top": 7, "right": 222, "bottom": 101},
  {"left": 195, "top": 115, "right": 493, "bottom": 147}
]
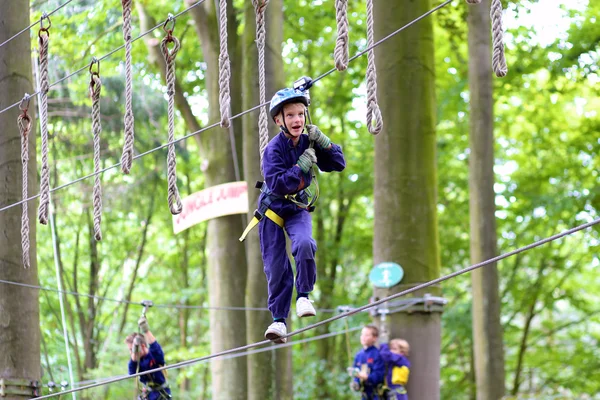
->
[
  {"left": 259, "top": 87, "right": 346, "bottom": 344},
  {"left": 125, "top": 317, "right": 171, "bottom": 400},
  {"left": 350, "top": 325, "right": 385, "bottom": 399},
  {"left": 379, "top": 338, "right": 411, "bottom": 400}
]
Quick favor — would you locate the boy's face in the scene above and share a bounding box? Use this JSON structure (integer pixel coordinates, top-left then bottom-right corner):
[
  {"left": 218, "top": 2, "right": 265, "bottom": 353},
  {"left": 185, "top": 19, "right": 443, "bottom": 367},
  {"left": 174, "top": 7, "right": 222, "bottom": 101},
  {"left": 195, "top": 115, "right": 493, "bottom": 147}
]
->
[
  {"left": 360, "top": 327, "right": 377, "bottom": 348},
  {"left": 390, "top": 343, "right": 402, "bottom": 355},
  {"left": 127, "top": 342, "right": 149, "bottom": 358},
  {"left": 275, "top": 103, "right": 305, "bottom": 138}
]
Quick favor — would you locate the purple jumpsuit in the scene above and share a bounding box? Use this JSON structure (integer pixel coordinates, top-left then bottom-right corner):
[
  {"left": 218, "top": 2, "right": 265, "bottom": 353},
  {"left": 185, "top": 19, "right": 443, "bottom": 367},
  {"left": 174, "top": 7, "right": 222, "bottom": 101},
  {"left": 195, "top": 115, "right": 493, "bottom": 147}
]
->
[
  {"left": 259, "top": 131, "right": 345, "bottom": 320},
  {"left": 379, "top": 344, "right": 410, "bottom": 400}
]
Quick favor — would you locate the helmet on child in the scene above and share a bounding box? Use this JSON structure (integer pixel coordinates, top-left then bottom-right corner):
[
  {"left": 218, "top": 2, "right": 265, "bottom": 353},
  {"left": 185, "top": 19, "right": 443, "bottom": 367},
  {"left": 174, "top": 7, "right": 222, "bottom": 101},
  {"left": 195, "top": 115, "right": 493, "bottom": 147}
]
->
[{"left": 269, "top": 88, "right": 309, "bottom": 122}]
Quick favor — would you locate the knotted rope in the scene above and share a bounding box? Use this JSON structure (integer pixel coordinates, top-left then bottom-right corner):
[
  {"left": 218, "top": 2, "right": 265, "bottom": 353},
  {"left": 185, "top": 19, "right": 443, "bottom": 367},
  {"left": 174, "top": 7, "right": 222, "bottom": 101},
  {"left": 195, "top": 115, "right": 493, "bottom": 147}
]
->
[
  {"left": 334, "top": 0, "right": 349, "bottom": 71},
  {"left": 160, "top": 17, "right": 183, "bottom": 215},
  {"left": 252, "top": 0, "right": 270, "bottom": 174},
  {"left": 38, "top": 15, "right": 51, "bottom": 224},
  {"left": 121, "top": 0, "right": 135, "bottom": 173},
  {"left": 218, "top": 0, "right": 231, "bottom": 128},
  {"left": 365, "top": 0, "right": 383, "bottom": 134},
  {"left": 89, "top": 59, "right": 103, "bottom": 241},
  {"left": 18, "top": 95, "right": 32, "bottom": 268},
  {"left": 491, "top": 0, "right": 507, "bottom": 77}
]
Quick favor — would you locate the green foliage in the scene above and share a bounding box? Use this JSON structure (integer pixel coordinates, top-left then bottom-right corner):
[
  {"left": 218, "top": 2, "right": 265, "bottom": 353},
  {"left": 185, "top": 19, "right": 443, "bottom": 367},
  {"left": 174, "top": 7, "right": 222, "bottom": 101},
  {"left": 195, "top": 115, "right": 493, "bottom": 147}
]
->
[{"left": 15, "top": 0, "right": 600, "bottom": 398}]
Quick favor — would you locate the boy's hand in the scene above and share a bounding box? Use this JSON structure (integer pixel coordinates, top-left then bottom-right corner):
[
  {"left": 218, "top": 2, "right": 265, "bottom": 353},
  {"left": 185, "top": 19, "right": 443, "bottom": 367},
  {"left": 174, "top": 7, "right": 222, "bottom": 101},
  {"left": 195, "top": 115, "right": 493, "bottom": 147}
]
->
[
  {"left": 297, "top": 148, "right": 317, "bottom": 174},
  {"left": 138, "top": 317, "right": 150, "bottom": 334},
  {"left": 306, "top": 125, "right": 332, "bottom": 149}
]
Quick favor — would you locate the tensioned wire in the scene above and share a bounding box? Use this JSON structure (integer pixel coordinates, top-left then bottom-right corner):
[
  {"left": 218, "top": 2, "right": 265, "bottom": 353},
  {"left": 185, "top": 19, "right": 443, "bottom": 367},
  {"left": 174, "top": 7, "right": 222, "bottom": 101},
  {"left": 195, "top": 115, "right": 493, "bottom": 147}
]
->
[{"left": 0, "top": 0, "right": 77, "bottom": 49}]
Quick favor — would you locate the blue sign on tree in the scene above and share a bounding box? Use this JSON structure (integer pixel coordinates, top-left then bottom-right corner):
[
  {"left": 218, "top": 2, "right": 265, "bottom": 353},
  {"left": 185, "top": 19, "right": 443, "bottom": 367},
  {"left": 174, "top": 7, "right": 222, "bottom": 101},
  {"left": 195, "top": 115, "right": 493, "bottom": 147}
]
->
[{"left": 369, "top": 262, "right": 404, "bottom": 288}]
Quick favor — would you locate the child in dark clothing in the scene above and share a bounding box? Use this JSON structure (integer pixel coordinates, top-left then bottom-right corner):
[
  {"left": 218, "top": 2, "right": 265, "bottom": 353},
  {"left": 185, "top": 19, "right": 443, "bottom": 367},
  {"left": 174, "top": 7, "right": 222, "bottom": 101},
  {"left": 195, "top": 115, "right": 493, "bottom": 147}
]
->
[
  {"left": 379, "top": 338, "right": 411, "bottom": 400},
  {"left": 350, "top": 325, "right": 385, "bottom": 399},
  {"left": 259, "top": 87, "right": 346, "bottom": 343},
  {"left": 125, "top": 317, "right": 171, "bottom": 400}
]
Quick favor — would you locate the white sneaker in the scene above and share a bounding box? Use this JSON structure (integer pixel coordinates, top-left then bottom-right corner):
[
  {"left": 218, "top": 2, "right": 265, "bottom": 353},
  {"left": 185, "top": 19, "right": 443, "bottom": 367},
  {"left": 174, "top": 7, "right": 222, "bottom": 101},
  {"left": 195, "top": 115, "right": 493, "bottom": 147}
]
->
[
  {"left": 296, "top": 297, "right": 316, "bottom": 318},
  {"left": 265, "top": 322, "right": 287, "bottom": 344}
]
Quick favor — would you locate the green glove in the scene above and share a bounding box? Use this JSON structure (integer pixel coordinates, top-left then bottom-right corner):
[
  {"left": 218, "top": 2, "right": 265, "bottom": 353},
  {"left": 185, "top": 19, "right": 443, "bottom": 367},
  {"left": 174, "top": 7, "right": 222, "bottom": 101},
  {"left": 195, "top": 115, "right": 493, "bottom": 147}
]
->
[
  {"left": 307, "top": 124, "right": 332, "bottom": 149},
  {"left": 297, "top": 148, "right": 317, "bottom": 174}
]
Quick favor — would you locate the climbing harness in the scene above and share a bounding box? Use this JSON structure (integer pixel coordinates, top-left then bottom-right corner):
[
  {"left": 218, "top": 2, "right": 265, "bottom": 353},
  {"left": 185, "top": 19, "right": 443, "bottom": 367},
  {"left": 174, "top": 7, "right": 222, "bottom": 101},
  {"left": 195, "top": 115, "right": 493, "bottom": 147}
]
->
[{"left": 239, "top": 77, "right": 321, "bottom": 242}]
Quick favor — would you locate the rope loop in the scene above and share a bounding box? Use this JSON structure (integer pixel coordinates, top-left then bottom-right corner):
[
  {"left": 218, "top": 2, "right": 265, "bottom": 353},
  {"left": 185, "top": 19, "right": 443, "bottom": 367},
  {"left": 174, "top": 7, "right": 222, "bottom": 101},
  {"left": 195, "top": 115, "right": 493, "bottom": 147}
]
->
[
  {"left": 18, "top": 106, "right": 32, "bottom": 268},
  {"left": 120, "top": 0, "right": 135, "bottom": 174},
  {"left": 161, "top": 29, "right": 183, "bottom": 215}
]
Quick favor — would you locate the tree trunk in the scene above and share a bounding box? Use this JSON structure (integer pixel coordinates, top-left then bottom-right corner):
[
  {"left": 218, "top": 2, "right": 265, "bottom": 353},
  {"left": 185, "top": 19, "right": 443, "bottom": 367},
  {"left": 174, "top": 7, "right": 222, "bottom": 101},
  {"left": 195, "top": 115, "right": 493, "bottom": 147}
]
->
[
  {"left": 186, "top": 1, "right": 249, "bottom": 398},
  {"left": 242, "top": 0, "right": 288, "bottom": 398},
  {"left": 0, "top": 1, "right": 41, "bottom": 398},
  {"left": 373, "top": 1, "right": 441, "bottom": 399},
  {"left": 467, "top": 2, "right": 506, "bottom": 400}
]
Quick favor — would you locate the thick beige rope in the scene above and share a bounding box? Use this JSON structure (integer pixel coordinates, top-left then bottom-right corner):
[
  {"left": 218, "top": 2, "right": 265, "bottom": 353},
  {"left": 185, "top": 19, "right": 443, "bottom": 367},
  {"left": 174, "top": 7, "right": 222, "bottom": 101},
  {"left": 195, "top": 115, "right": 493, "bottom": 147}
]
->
[
  {"left": 218, "top": 0, "right": 231, "bottom": 128},
  {"left": 38, "top": 22, "right": 51, "bottom": 224},
  {"left": 121, "top": 0, "right": 135, "bottom": 173},
  {"left": 252, "top": 0, "right": 270, "bottom": 173},
  {"left": 160, "top": 24, "right": 183, "bottom": 215},
  {"left": 334, "top": 0, "right": 349, "bottom": 71},
  {"left": 491, "top": 0, "right": 508, "bottom": 77},
  {"left": 365, "top": 0, "right": 383, "bottom": 134},
  {"left": 18, "top": 96, "right": 32, "bottom": 268},
  {"left": 90, "top": 62, "right": 103, "bottom": 241}
]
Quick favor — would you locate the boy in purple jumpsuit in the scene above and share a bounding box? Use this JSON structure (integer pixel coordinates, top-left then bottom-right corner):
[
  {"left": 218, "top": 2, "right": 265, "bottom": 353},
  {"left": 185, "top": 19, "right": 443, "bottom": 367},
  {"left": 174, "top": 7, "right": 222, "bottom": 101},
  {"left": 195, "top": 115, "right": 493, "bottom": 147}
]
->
[
  {"left": 350, "top": 325, "right": 385, "bottom": 399},
  {"left": 261, "top": 87, "right": 346, "bottom": 343}
]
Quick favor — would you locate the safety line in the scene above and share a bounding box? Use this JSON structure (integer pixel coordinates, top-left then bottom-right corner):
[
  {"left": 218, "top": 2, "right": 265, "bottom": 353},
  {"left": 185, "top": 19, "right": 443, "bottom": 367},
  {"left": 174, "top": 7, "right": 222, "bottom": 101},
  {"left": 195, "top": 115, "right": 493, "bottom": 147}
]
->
[
  {"left": 0, "top": 0, "right": 451, "bottom": 214},
  {"left": 0, "top": 277, "right": 340, "bottom": 313},
  {"left": 69, "top": 324, "right": 365, "bottom": 389},
  {"left": 32, "top": 216, "right": 600, "bottom": 398},
  {"left": 0, "top": 0, "right": 207, "bottom": 117},
  {"left": 0, "top": 0, "right": 77, "bottom": 49}
]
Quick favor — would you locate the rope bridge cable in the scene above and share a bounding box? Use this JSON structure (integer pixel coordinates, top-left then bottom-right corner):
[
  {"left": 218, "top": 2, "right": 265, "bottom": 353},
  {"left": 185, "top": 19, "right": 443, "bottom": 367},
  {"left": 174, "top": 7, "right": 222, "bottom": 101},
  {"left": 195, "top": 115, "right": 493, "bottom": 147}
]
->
[
  {"left": 32, "top": 216, "right": 600, "bottom": 398},
  {"left": 0, "top": 0, "right": 77, "bottom": 49},
  {"left": 0, "top": 0, "right": 453, "bottom": 215},
  {"left": 69, "top": 324, "right": 366, "bottom": 389},
  {"left": 0, "top": 0, "right": 208, "bottom": 118},
  {"left": 0, "top": 277, "right": 343, "bottom": 313}
]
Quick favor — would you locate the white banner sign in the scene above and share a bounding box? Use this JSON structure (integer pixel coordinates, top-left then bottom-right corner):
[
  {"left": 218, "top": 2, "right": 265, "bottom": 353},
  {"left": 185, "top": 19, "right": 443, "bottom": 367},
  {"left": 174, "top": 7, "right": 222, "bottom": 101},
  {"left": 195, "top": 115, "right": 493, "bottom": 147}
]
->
[{"left": 173, "top": 181, "right": 249, "bottom": 234}]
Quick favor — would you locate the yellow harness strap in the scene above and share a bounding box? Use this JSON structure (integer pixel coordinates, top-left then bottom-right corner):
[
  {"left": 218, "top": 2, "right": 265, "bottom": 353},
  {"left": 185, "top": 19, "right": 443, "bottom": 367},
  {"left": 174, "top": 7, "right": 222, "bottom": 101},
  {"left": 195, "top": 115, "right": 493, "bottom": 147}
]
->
[{"left": 239, "top": 209, "right": 284, "bottom": 242}]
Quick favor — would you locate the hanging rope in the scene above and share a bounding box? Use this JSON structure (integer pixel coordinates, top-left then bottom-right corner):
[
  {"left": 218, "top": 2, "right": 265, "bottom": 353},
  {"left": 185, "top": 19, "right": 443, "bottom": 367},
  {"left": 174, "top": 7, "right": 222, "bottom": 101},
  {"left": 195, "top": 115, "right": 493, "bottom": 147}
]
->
[
  {"left": 0, "top": 0, "right": 455, "bottom": 217},
  {"left": 218, "top": 0, "right": 231, "bottom": 128},
  {"left": 160, "top": 16, "right": 183, "bottom": 215},
  {"left": 252, "top": 0, "right": 270, "bottom": 174},
  {"left": 18, "top": 95, "right": 32, "bottom": 269},
  {"left": 334, "top": 0, "right": 349, "bottom": 71},
  {"left": 365, "top": 0, "right": 383, "bottom": 135},
  {"left": 38, "top": 14, "right": 51, "bottom": 224},
  {"left": 89, "top": 59, "right": 103, "bottom": 241},
  {"left": 121, "top": 0, "right": 135, "bottom": 174},
  {"left": 491, "top": 0, "right": 508, "bottom": 77}
]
